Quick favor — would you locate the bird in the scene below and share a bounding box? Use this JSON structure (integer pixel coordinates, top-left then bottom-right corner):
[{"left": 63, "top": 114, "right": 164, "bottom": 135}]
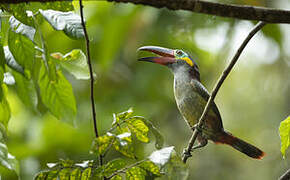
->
[{"left": 138, "top": 45, "right": 265, "bottom": 159}]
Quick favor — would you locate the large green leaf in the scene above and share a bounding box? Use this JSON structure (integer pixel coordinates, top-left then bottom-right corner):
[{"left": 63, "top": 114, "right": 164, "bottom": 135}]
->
[
  {"left": 8, "top": 29, "right": 35, "bottom": 78},
  {"left": 13, "top": 71, "right": 37, "bottom": 109},
  {"left": 0, "top": 143, "right": 19, "bottom": 176},
  {"left": 9, "top": 16, "right": 36, "bottom": 42},
  {"left": 51, "top": 49, "right": 90, "bottom": 80},
  {"left": 39, "top": 9, "right": 84, "bottom": 39},
  {"left": 279, "top": 116, "right": 290, "bottom": 158},
  {"left": 0, "top": 84, "right": 10, "bottom": 131},
  {"left": 3, "top": 46, "right": 24, "bottom": 76},
  {"left": 38, "top": 61, "right": 77, "bottom": 122}
]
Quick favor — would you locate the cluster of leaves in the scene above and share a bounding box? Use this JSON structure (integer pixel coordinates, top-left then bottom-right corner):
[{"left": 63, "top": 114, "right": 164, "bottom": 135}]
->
[
  {"left": 35, "top": 109, "right": 187, "bottom": 180},
  {"left": 0, "top": 1, "right": 91, "bottom": 176},
  {"left": 0, "top": 2, "right": 187, "bottom": 179},
  {"left": 279, "top": 116, "right": 290, "bottom": 158},
  {"left": 91, "top": 108, "right": 164, "bottom": 158}
]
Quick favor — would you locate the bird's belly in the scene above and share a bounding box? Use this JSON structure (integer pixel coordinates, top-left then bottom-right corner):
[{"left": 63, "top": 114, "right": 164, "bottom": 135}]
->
[{"left": 175, "top": 90, "right": 206, "bottom": 128}]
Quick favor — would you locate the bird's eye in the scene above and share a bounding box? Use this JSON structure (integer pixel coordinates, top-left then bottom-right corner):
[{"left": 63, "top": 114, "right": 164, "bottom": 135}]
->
[{"left": 176, "top": 50, "right": 183, "bottom": 56}]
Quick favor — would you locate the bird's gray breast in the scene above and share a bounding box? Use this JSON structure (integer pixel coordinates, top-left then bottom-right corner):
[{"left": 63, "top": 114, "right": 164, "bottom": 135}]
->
[{"left": 173, "top": 77, "right": 206, "bottom": 128}]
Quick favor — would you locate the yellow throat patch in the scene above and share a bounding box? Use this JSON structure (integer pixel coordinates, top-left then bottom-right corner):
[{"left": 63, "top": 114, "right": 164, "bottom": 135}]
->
[{"left": 180, "top": 57, "right": 194, "bottom": 67}]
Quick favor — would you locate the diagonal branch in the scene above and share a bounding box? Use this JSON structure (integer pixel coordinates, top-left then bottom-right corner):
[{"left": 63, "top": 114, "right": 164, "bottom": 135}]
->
[
  {"left": 279, "top": 169, "right": 290, "bottom": 180},
  {"left": 79, "top": 0, "right": 103, "bottom": 166},
  {"left": 182, "top": 21, "right": 266, "bottom": 163}
]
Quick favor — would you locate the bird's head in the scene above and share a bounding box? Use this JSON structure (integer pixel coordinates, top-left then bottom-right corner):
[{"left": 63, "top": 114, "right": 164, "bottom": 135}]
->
[{"left": 138, "top": 46, "right": 200, "bottom": 80}]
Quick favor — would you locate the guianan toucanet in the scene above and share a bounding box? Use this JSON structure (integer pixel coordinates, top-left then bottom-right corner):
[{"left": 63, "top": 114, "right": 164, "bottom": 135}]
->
[{"left": 138, "top": 46, "right": 265, "bottom": 159}]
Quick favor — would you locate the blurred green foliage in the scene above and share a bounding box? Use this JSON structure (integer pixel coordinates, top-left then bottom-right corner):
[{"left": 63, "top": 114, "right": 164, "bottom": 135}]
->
[{"left": 0, "top": 0, "right": 289, "bottom": 179}]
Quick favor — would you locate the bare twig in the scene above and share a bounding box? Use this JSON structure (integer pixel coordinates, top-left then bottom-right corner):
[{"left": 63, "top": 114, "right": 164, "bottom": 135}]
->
[
  {"left": 79, "top": 0, "right": 103, "bottom": 166},
  {"left": 279, "top": 169, "right": 290, "bottom": 180},
  {"left": 106, "top": 159, "right": 147, "bottom": 179},
  {"left": 2, "top": 0, "right": 290, "bottom": 24},
  {"left": 182, "top": 21, "right": 266, "bottom": 163}
]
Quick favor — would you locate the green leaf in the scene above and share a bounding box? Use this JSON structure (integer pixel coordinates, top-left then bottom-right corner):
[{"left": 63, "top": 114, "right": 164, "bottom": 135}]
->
[
  {"left": 103, "top": 159, "right": 126, "bottom": 177},
  {"left": 39, "top": 9, "right": 84, "bottom": 39},
  {"left": 111, "top": 175, "right": 122, "bottom": 180},
  {"left": 51, "top": 49, "right": 90, "bottom": 80},
  {"left": 127, "top": 117, "right": 149, "bottom": 143},
  {"left": 126, "top": 167, "right": 146, "bottom": 180},
  {"left": 117, "top": 107, "right": 134, "bottom": 120},
  {"left": 40, "top": 1, "right": 74, "bottom": 12},
  {"left": 34, "top": 171, "right": 49, "bottom": 180},
  {"left": 81, "top": 167, "right": 92, "bottom": 180},
  {"left": 8, "top": 29, "right": 35, "bottom": 78},
  {"left": 0, "top": 44, "right": 5, "bottom": 82},
  {"left": 9, "top": 16, "right": 36, "bottom": 42},
  {"left": 70, "top": 168, "right": 82, "bottom": 180},
  {"left": 38, "top": 61, "right": 77, "bottom": 122},
  {"left": 112, "top": 108, "right": 134, "bottom": 126},
  {"left": 12, "top": 72, "right": 37, "bottom": 109},
  {"left": 0, "top": 84, "right": 10, "bottom": 131},
  {"left": 0, "top": 4, "right": 34, "bottom": 26},
  {"left": 148, "top": 146, "right": 174, "bottom": 166},
  {"left": 140, "top": 161, "right": 161, "bottom": 176},
  {"left": 112, "top": 132, "right": 135, "bottom": 159},
  {"left": 0, "top": 143, "right": 19, "bottom": 175},
  {"left": 3, "top": 46, "right": 24, "bottom": 76},
  {"left": 279, "top": 116, "right": 290, "bottom": 158},
  {"left": 90, "top": 134, "right": 114, "bottom": 156},
  {"left": 58, "top": 168, "right": 71, "bottom": 180},
  {"left": 134, "top": 116, "right": 164, "bottom": 149},
  {"left": 45, "top": 170, "right": 60, "bottom": 179}
]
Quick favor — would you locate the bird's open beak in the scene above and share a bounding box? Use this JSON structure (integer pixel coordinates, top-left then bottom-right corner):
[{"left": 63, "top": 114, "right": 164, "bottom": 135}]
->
[{"left": 137, "top": 46, "right": 176, "bottom": 65}]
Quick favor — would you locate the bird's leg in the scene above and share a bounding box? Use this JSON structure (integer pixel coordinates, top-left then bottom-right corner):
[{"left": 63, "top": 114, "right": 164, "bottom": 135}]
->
[{"left": 191, "top": 138, "right": 208, "bottom": 151}]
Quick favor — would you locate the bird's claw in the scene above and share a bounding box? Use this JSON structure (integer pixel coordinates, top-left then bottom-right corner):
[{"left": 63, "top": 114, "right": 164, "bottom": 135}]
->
[
  {"left": 192, "top": 124, "right": 202, "bottom": 133},
  {"left": 182, "top": 148, "right": 192, "bottom": 158}
]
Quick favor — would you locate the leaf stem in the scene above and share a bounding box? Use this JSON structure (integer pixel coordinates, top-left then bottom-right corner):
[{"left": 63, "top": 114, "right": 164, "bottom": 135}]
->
[
  {"left": 182, "top": 21, "right": 266, "bottom": 163},
  {"left": 79, "top": 0, "right": 103, "bottom": 166}
]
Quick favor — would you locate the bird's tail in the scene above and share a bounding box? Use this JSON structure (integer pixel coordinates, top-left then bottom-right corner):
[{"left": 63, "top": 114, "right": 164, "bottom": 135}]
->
[{"left": 215, "top": 131, "right": 265, "bottom": 159}]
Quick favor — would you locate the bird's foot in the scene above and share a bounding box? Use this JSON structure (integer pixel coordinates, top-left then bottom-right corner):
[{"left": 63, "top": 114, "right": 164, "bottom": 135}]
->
[
  {"left": 192, "top": 124, "right": 203, "bottom": 133},
  {"left": 182, "top": 148, "right": 192, "bottom": 158}
]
